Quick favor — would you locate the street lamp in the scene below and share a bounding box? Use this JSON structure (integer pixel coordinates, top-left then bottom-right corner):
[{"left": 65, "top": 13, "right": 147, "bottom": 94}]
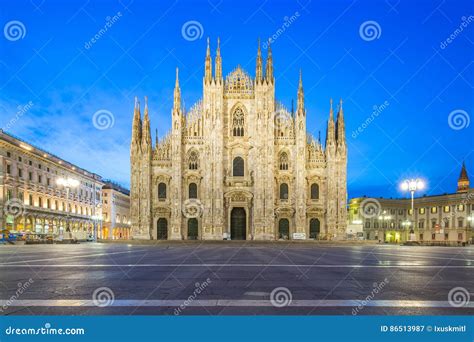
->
[
  {"left": 57, "top": 177, "right": 79, "bottom": 238},
  {"left": 400, "top": 178, "right": 424, "bottom": 241}
]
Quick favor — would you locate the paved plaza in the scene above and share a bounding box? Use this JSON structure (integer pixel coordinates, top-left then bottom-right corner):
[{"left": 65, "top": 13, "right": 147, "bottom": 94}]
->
[{"left": 0, "top": 242, "right": 472, "bottom": 315}]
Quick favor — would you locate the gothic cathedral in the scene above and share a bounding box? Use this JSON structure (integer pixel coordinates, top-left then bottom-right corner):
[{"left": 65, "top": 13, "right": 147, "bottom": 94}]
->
[{"left": 130, "top": 39, "right": 347, "bottom": 241}]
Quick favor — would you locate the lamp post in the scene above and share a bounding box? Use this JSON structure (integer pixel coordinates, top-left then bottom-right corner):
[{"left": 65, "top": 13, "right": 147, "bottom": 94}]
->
[
  {"left": 400, "top": 178, "right": 424, "bottom": 242},
  {"left": 468, "top": 215, "right": 474, "bottom": 244},
  {"left": 57, "top": 177, "right": 79, "bottom": 239}
]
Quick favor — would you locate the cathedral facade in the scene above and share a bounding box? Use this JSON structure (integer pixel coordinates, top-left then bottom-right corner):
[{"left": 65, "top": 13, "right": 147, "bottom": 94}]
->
[{"left": 130, "top": 39, "right": 347, "bottom": 241}]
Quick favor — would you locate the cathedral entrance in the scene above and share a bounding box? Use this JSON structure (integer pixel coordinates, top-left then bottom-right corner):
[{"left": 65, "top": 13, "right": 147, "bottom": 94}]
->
[
  {"left": 230, "top": 207, "right": 246, "bottom": 240},
  {"left": 309, "top": 218, "right": 320, "bottom": 239},
  {"left": 157, "top": 218, "right": 168, "bottom": 240},
  {"left": 187, "top": 218, "right": 198, "bottom": 240},
  {"left": 278, "top": 219, "right": 290, "bottom": 240}
]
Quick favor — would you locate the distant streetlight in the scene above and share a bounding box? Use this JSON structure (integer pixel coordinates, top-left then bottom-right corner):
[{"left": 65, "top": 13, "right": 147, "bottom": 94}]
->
[
  {"left": 400, "top": 178, "right": 425, "bottom": 241},
  {"left": 57, "top": 177, "right": 79, "bottom": 236}
]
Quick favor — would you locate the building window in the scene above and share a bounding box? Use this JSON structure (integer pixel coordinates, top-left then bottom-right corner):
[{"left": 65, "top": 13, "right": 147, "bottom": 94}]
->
[
  {"left": 7, "top": 152, "right": 11, "bottom": 157},
  {"left": 233, "top": 157, "right": 244, "bottom": 177},
  {"left": 28, "top": 160, "right": 32, "bottom": 166},
  {"left": 6, "top": 190, "right": 12, "bottom": 200},
  {"left": 279, "top": 152, "right": 289, "bottom": 170},
  {"left": 408, "top": 209, "right": 413, "bottom": 215},
  {"left": 419, "top": 208, "right": 425, "bottom": 214},
  {"left": 279, "top": 183, "right": 289, "bottom": 200},
  {"left": 365, "top": 221, "right": 370, "bottom": 228},
  {"left": 458, "top": 219, "right": 463, "bottom": 228},
  {"left": 431, "top": 233, "right": 435, "bottom": 240},
  {"left": 232, "top": 107, "right": 245, "bottom": 137},
  {"left": 431, "top": 207, "right": 437, "bottom": 213},
  {"left": 310, "top": 183, "right": 319, "bottom": 200},
  {"left": 38, "top": 175, "right": 42, "bottom": 183},
  {"left": 28, "top": 172, "right": 32, "bottom": 181},
  {"left": 444, "top": 219, "right": 449, "bottom": 228},
  {"left": 188, "top": 151, "right": 199, "bottom": 170},
  {"left": 457, "top": 204, "right": 464, "bottom": 212},
  {"left": 18, "top": 156, "right": 22, "bottom": 162},
  {"left": 47, "top": 178, "right": 51, "bottom": 186},
  {"left": 158, "top": 183, "right": 167, "bottom": 200},
  {"left": 431, "top": 220, "right": 436, "bottom": 228},
  {"left": 418, "top": 221, "right": 424, "bottom": 229},
  {"left": 18, "top": 169, "right": 23, "bottom": 178},
  {"left": 374, "top": 222, "right": 379, "bottom": 228},
  {"left": 420, "top": 234, "right": 424, "bottom": 241},
  {"left": 38, "top": 197, "right": 43, "bottom": 207},
  {"left": 189, "top": 183, "right": 197, "bottom": 199},
  {"left": 6, "top": 164, "right": 11, "bottom": 174},
  {"left": 443, "top": 206, "right": 450, "bottom": 213},
  {"left": 398, "top": 209, "right": 403, "bottom": 215},
  {"left": 47, "top": 199, "right": 51, "bottom": 209},
  {"left": 29, "top": 194, "right": 33, "bottom": 205},
  {"left": 458, "top": 233, "right": 463, "bottom": 241},
  {"left": 444, "top": 233, "right": 448, "bottom": 240}
]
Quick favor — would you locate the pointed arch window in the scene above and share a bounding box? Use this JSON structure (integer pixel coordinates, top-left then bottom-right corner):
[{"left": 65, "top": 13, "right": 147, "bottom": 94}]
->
[
  {"left": 310, "top": 183, "right": 319, "bottom": 200},
  {"left": 279, "top": 152, "right": 289, "bottom": 170},
  {"left": 280, "top": 183, "right": 289, "bottom": 200},
  {"left": 158, "top": 183, "right": 167, "bottom": 200},
  {"left": 189, "top": 183, "right": 198, "bottom": 199},
  {"left": 188, "top": 151, "right": 199, "bottom": 170},
  {"left": 232, "top": 107, "right": 245, "bottom": 137},
  {"left": 233, "top": 157, "right": 244, "bottom": 177}
]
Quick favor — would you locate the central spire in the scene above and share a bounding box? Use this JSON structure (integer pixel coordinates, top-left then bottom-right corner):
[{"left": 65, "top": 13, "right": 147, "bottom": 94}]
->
[
  {"left": 215, "top": 37, "right": 222, "bottom": 81},
  {"left": 173, "top": 67, "right": 181, "bottom": 113},
  {"left": 204, "top": 37, "right": 212, "bottom": 84},
  {"left": 256, "top": 38, "right": 263, "bottom": 83},
  {"left": 297, "top": 69, "right": 304, "bottom": 113},
  {"left": 265, "top": 42, "right": 273, "bottom": 84}
]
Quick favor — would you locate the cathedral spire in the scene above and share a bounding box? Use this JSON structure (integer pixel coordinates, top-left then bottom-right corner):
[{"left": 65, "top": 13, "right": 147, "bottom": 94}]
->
[
  {"left": 204, "top": 37, "right": 212, "bottom": 84},
  {"left": 326, "top": 98, "right": 336, "bottom": 146},
  {"left": 173, "top": 67, "right": 181, "bottom": 113},
  {"left": 457, "top": 161, "right": 470, "bottom": 193},
  {"left": 155, "top": 128, "right": 158, "bottom": 148},
  {"left": 336, "top": 98, "right": 345, "bottom": 145},
  {"left": 256, "top": 38, "right": 263, "bottom": 83},
  {"left": 215, "top": 37, "right": 222, "bottom": 82},
  {"left": 131, "top": 96, "right": 142, "bottom": 146},
  {"left": 265, "top": 41, "right": 274, "bottom": 84},
  {"left": 297, "top": 69, "right": 304, "bottom": 113},
  {"left": 142, "top": 96, "right": 152, "bottom": 147}
]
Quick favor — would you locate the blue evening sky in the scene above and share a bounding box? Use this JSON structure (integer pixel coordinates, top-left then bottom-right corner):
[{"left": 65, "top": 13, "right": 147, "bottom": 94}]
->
[{"left": 1, "top": 0, "right": 473, "bottom": 199}]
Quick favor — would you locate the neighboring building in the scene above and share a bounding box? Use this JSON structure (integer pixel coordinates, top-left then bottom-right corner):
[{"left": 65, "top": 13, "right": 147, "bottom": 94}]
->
[
  {"left": 0, "top": 130, "right": 104, "bottom": 240},
  {"left": 349, "top": 163, "right": 473, "bottom": 244},
  {"left": 130, "top": 39, "right": 348, "bottom": 241},
  {"left": 101, "top": 181, "right": 131, "bottom": 240}
]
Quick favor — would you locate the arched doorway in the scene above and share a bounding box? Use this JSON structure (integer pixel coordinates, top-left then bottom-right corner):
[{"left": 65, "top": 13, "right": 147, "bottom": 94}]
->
[
  {"left": 231, "top": 207, "right": 246, "bottom": 240},
  {"left": 187, "top": 218, "right": 198, "bottom": 240},
  {"left": 309, "top": 218, "right": 320, "bottom": 239},
  {"left": 278, "top": 219, "right": 290, "bottom": 240},
  {"left": 157, "top": 218, "right": 168, "bottom": 240}
]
